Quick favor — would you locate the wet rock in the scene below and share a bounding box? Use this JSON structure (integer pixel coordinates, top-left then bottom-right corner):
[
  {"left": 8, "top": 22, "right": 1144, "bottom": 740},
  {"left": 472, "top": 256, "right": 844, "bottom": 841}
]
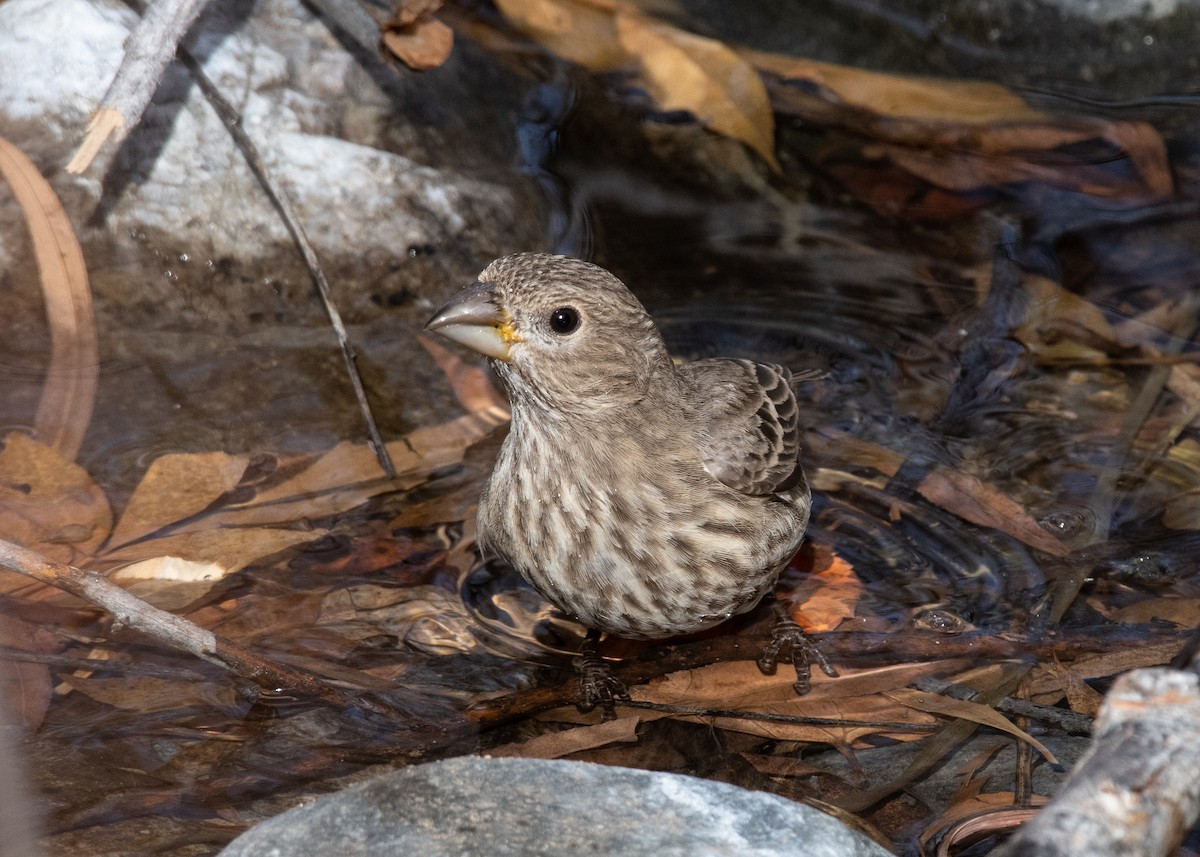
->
[
  {"left": 217, "top": 755, "right": 892, "bottom": 857},
  {"left": 0, "top": 0, "right": 546, "bottom": 484},
  {"left": 0, "top": 0, "right": 545, "bottom": 326}
]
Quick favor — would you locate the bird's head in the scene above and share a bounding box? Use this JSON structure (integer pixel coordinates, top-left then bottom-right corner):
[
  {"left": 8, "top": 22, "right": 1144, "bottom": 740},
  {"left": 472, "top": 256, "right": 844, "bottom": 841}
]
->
[{"left": 425, "top": 254, "right": 673, "bottom": 413}]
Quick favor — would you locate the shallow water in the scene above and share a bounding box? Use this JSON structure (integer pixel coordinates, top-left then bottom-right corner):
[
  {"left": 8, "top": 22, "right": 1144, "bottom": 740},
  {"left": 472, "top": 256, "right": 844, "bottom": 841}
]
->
[{"left": 6, "top": 4, "right": 1200, "bottom": 854}]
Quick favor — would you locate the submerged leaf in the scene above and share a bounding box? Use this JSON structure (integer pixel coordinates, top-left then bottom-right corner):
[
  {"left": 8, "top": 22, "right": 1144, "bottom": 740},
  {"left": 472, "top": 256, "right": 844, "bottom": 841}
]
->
[
  {"left": 0, "top": 433, "right": 111, "bottom": 566},
  {"left": 886, "top": 688, "right": 1059, "bottom": 765},
  {"left": 108, "top": 451, "right": 250, "bottom": 549},
  {"left": 786, "top": 550, "right": 862, "bottom": 633}
]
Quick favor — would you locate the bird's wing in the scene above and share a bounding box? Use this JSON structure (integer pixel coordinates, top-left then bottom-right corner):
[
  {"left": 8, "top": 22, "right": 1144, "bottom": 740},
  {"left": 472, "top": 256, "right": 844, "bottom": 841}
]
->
[{"left": 680, "top": 358, "right": 806, "bottom": 497}]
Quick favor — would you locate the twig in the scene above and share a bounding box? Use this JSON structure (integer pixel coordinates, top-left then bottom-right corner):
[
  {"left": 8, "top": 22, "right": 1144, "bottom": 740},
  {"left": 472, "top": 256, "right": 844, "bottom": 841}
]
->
[
  {"left": 0, "top": 538, "right": 417, "bottom": 721},
  {"left": 67, "top": 0, "right": 215, "bottom": 173},
  {"left": 464, "top": 625, "right": 1185, "bottom": 728},
  {"left": 618, "top": 699, "right": 935, "bottom": 732},
  {"left": 993, "top": 667, "right": 1200, "bottom": 857},
  {"left": 174, "top": 47, "right": 396, "bottom": 478},
  {"left": 65, "top": 0, "right": 396, "bottom": 476},
  {"left": 913, "top": 676, "right": 1093, "bottom": 735}
]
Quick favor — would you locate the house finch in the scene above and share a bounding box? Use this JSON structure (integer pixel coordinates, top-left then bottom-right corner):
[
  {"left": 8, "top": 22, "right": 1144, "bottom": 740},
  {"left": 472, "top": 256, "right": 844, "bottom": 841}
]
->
[{"left": 426, "top": 254, "right": 836, "bottom": 715}]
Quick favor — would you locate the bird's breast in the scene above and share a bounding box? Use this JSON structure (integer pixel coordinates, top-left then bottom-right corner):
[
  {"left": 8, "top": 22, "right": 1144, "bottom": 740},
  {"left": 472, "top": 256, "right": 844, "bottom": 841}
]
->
[{"left": 477, "top": 415, "right": 809, "bottom": 639}]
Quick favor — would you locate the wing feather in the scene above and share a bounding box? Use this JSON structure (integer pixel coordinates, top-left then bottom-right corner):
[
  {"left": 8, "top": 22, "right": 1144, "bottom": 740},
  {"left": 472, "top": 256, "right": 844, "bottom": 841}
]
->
[{"left": 680, "top": 358, "right": 807, "bottom": 496}]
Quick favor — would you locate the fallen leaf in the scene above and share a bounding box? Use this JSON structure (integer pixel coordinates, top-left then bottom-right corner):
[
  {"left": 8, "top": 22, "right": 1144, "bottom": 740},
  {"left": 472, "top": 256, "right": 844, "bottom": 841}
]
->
[
  {"left": 58, "top": 674, "right": 238, "bottom": 714},
  {"left": 615, "top": 11, "right": 779, "bottom": 171},
  {"left": 420, "top": 334, "right": 510, "bottom": 416},
  {"left": 207, "top": 411, "right": 506, "bottom": 529},
  {"left": 752, "top": 51, "right": 1171, "bottom": 201},
  {"left": 105, "top": 527, "right": 323, "bottom": 576},
  {"left": 786, "top": 550, "right": 862, "bottom": 633},
  {"left": 1027, "top": 640, "right": 1184, "bottom": 696},
  {"left": 109, "top": 556, "right": 227, "bottom": 611},
  {"left": 493, "top": 0, "right": 625, "bottom": 70},
  {"left": 0, "top": 615, "right": 55, "bottom": 729},
  {"left": 743, "top": 51, "right": 1047, "bottom": 126},
  {"left": 0, "top": 433, "right": 111, "bottom": 567},
  {"left": 916, "top": 466, "right": 1071, "bottom": 557},
  {"left": 388, "top": 0, "right": 444, "bottom": 27},
  {"left": 1107, "top": 596, "right": 1200, "bottom": 628},
  {"left": 1016, "top": 275, "right": 1118, "bottom": 358},
  {"left": 107, "top": 451, "right": 250, "bottom": 549},
  {"left": 886, "top": 688, "right": 1058, "bottom": 765},
  {"left": 488, "top": 714, "right": 641, "bottom": 758},
  {"left": 383, "top": 16, "right": 454, "bottom": 71},
  {"left": 0, "top": 136, "right": 98, "bottom": 462}
]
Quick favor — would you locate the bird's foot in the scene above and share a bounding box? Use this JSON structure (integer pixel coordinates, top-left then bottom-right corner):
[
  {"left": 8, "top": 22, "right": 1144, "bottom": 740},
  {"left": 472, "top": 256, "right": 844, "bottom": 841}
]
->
[
  {"left": 756, "top": 603, "right": 838, "bottom": 694},
  {"left": 574, "top": 630, "right": 630, "bottom": 720}
]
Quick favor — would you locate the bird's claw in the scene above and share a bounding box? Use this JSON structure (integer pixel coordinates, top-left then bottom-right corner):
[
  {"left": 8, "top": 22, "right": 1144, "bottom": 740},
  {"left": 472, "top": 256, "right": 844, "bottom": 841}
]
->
[
  {"left": 756, "top": 604, "right": 838, "bottom": 695},
  {"left": 574, "top": 647, "right": 630, "bottom": 720}
]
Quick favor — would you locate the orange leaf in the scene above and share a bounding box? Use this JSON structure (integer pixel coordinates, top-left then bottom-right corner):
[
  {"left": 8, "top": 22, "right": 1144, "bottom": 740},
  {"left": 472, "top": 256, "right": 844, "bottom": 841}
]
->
[
  {"left": 788, "top": 551, "right": 861, "bottom": 633},
  {"left": 744, "top": 51, "right": 1047, "bottom": 126},
  {"left": 383, "top": 16, "right": 454, "bottom": 71},
  {"left": 615, "top": 12, "right": 779, "bottom": 171},
  {"left": 493, "top": 0, "right": 626, "bottom": 70}
]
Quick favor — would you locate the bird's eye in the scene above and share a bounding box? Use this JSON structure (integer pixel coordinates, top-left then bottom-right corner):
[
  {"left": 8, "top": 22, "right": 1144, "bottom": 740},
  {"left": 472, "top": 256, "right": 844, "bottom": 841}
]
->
[{"left": 549, "top": 306, "right": 580, "bottom": 335}]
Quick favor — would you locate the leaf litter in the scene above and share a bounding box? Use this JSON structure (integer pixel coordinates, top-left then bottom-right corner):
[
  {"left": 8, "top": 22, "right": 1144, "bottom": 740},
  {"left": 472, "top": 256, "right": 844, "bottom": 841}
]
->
[{"left": 4, "top": 4, "right": 1200, "bottom": 855}]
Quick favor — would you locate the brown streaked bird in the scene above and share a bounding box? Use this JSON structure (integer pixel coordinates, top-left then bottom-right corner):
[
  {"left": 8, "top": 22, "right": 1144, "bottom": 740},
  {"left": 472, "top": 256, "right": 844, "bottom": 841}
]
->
[{"left": 426, "top": 253, "right": 836, "bottom": 715}]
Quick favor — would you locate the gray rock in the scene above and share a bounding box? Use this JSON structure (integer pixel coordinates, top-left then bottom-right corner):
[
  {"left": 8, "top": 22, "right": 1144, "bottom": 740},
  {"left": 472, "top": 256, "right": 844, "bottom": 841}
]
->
[{"left": 218, "top": 756, "right": 892, "bottom": 857}]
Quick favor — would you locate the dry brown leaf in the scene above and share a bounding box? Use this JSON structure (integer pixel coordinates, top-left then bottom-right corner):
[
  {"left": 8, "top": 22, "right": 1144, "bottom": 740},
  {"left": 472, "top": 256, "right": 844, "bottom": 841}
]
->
[
  {"left": 886, "top": 688, "right": 1058, "bottom": 765},
  {"left": 1108, "top": 596, "right": 1200, "bottom": 628},
  {"left": 58, "top": 674, "right": 238, "bottom": 713},
  {"left": 166, "top": 412, "right": 503, "bottom": 534},
  {"left": 615, "top": 12, "right": 779, "bottom": 171},
  {"left": 788, "top": 551, "right": 861, "bottom": 633},
  {"left": 493, "top": 0, "right": 625, "bottom": 69},
  {"left": 389, "top": 0, "right": 444, "bottom": 27},
  {"left": 748, "top": 50, "right": 1171, "bottom": 199},
  {"left": 916, "top": 466, "right": 1070, "bottom": 558},
  {"left": 1099, "top": 120, "right": 1173, "bottom": 196},
  {"left": 1027, "top": 640, "right": 1184, "bottom": 696},
  {"left": 0, "top": 136, "right": 98, "bottom": 461},
  {"left": 0, "top": 433, "right": 112, "bottom": 567},
  {"left": 1164, "top": 493, "right": 1200, "bottom": 530},
  {"left": 1016, "top": 275, "right": 1118, "bottom": 357},
  {"left": 918, "top": 792, "right": 1046, "bottom": 854},
  {"left": 1063, "top": 674, "right": 1103, "bottom": 717},
  {"left": 383, "top": 16, "right": 454, "bottom": 71},
  {"left": 0, "top": 615, "right": 55, "bottom": 729},
  {"left": 488, "top": 715, "right": 641, "bottom": 758},
  {"left": 108, "top": 451, "right": 250, "bottom": 549},
  {"left": 643, "top": 658, "right": 968, "bottom": 710},
  {"left": 809, "top": 428, "right": 1069, "bottom": 555},
  {"left": 106, "top": 527, "right": 322, "bottom": 575},
  {"left": 744, "top": 51, "right": 1047, "bottom": 126}
]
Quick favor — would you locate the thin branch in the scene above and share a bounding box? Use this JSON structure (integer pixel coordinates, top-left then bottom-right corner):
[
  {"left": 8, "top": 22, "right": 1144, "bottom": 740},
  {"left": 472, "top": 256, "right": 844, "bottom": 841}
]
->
[
  {"left": 0, "top": 538, "right": 417, "bottom": 721},
  {"left": 174, "top": 47, "right": 396, "bottom": 478},
  {"left": 993, "top": 667, "right": 1200, "bottom": 857},
  {"left": 67, "top": 0, "right": 214, "bottom": 173},
  {"left": 914, "top": 676, "right": 1093, "bottom": 735}
]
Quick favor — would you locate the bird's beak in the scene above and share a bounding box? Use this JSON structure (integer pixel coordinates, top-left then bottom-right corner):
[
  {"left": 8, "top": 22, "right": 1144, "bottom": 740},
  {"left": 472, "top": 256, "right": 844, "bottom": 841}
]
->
[{"left": 424, "top": 281, "right": 519, "bottom": 362}]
